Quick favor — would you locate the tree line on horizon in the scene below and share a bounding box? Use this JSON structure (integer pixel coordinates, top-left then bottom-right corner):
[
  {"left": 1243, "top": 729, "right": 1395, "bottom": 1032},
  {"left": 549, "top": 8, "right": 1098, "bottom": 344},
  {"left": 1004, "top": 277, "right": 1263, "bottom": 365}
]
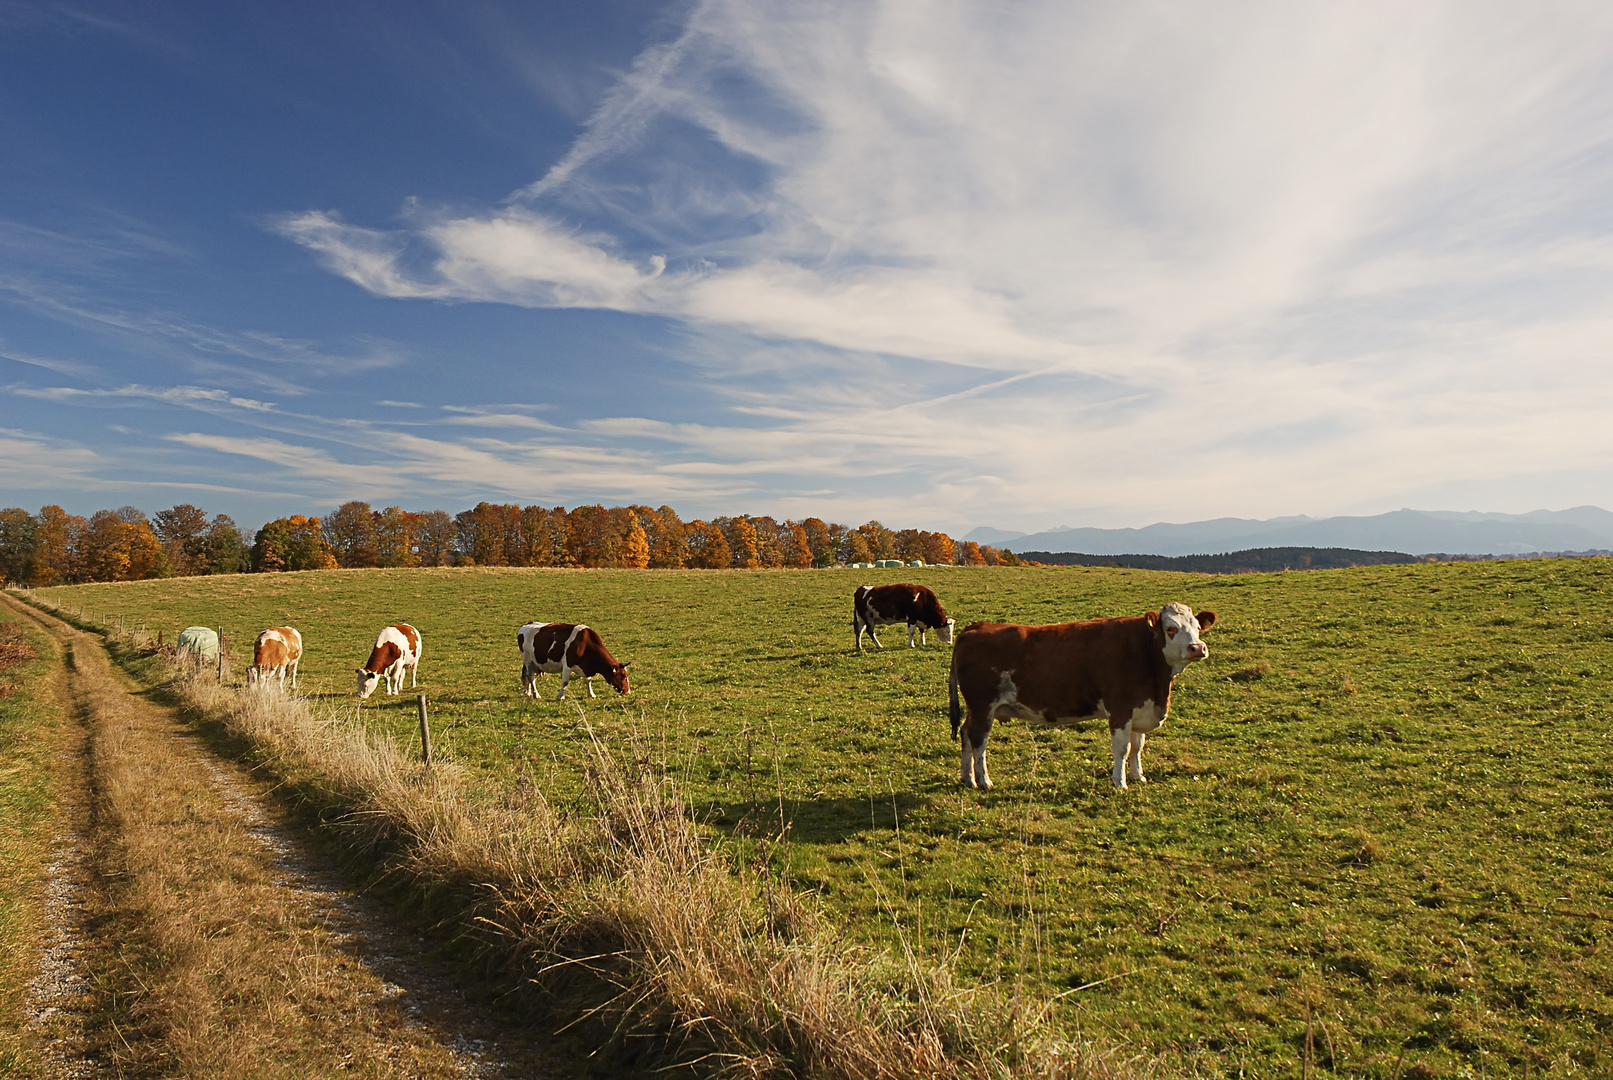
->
[{"left": 0, "top": 501, "right": 1021, "bottom": 586}]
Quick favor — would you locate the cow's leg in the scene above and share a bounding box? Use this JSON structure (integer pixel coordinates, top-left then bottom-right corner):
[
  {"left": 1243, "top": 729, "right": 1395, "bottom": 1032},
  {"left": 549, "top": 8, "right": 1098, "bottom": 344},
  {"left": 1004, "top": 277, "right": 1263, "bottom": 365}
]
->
[
  {"left": 289, "top": 659, "right": 298, "bottom": 689},
  {"left": 854, "top": 617, "right": 865, "bottom": 653},
  {"left": 586, "top": 673, "right": 597, "bottom": 699},
  {"left": 1128, "top": 731, "right": 1148, "bottom": 784},
  {"left": 868, "top": 624, "right": 884, "bottom": 650},
  {"left": 522, "top": 666, "right": 540, "bottom": 699},
  {"left": 557, "top": 661, "right": 571, "bottom": 700},
  {"left": 410, "top": 660, "right": 419, "bottom": 689},
  {"left": 908, "top": 622, "right": 917, "bottom": 648},
  {"left": 1110, "top": 725, "right": 1131, "bottom": 789},
  {"left": 960, "top": 717, "right": 993, "bottom": 789}
]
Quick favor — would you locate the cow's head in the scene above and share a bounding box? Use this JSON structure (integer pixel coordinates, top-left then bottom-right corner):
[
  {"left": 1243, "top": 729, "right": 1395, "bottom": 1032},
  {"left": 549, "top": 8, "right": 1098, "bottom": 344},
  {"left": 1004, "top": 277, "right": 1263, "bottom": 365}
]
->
[
  {"left": 247, "top": 665, "right": 265, "bottom": 688},
  {"left": 605, "top": 660, "right": 632, "bottom": 695},
  {"left": 938, "top": 617, "right": 957, "bottom": 645},
  {"left": 355, "top": 668, "right": 382, "bottom": 699},
  {"left": 1150, "top": 602, "right": 1216, "bottom": 674}
]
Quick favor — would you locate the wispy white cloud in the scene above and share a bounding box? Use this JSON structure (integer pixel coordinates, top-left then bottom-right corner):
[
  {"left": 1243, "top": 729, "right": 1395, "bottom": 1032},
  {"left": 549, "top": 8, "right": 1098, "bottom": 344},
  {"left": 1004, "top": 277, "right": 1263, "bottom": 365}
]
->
[
  {"left": 0, "top": 347, "right": 101, "bottom": 378},
  {"left": 165, "top": 432, "right": 407, "bottom": 491},
  {"left": 269, "top": 0, "right": 1613, "bottom": 525},
  {"left": 13, "top": 383, "right": 278, "bottom": 412},
  {"left": 0, "top": 272, "right": 407, "bottom": 390},
  {"left": 0, "top": 427, "right": 104, "bottom": 490}
]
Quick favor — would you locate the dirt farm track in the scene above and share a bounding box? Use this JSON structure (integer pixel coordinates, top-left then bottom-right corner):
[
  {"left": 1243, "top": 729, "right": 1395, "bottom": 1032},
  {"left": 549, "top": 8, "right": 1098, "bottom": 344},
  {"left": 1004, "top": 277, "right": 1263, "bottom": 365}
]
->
[{"left": 0, "top": 591, "right": 571, "bottom": 1078}]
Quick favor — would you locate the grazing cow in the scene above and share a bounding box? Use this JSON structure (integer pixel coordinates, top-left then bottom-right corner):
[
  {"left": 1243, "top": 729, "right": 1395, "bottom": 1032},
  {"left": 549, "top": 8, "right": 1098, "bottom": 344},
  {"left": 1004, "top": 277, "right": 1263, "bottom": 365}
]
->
[
  {"left": 948, "top": 602, "right": 1216, "bottom": 791},
  {"left": 853, "top": 583, "right": 956, "bottom": 652},
  {"left": 248, "top": 626, "right": 302, "bottom": 690},
  {"left": 355, "top": 623, "right": 422, "bottom": 699},
  {"left": 517, "top": 622, "right": 630, "bottom": 700}
]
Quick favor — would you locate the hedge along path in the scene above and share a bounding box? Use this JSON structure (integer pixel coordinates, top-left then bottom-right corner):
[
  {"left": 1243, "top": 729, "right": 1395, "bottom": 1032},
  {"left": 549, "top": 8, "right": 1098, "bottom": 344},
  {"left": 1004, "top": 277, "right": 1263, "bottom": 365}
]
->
[{"left": 0, "top": 593, "right": 561, "bottom": 1079}]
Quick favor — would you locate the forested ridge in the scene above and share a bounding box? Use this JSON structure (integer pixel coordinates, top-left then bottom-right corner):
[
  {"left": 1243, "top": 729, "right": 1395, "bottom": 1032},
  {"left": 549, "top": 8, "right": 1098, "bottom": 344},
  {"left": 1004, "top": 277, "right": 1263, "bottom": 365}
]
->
[{"left": 0, "top": 501, "right": 1021, "bottom": 586}]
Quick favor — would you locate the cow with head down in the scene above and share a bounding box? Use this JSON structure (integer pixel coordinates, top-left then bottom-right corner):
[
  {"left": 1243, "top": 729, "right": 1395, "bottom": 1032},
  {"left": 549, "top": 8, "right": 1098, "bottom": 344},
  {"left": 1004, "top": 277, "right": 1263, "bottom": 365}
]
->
[
  {"left": 517, "top": 622, "right": 630, "bottom": 701},
  {"left": 853, "top": 583, "right": 956, "bottom": 652},
  {"left": 356, "top": 623, "right": 422, "bottom": 699},
  {"left": 248, "top": 626, "right": 302, "bottom": 691},
  {"left": 948, "top": 602, "right": 1216, "bottom": 791}
]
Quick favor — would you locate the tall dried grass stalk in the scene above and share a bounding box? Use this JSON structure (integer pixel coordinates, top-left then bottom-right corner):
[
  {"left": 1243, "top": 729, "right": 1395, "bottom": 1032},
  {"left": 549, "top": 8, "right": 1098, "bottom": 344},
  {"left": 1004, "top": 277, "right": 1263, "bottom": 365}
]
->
[{"left": 168, "top": 664, "right": 1146, "bottom": 1080}]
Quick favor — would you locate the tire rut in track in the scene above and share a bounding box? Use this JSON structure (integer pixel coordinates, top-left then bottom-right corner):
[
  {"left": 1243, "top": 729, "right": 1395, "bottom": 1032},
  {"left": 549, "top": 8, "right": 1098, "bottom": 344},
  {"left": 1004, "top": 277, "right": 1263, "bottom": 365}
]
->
[{"left": 6, "top": 595, "right": 570, "bottom": 1078}]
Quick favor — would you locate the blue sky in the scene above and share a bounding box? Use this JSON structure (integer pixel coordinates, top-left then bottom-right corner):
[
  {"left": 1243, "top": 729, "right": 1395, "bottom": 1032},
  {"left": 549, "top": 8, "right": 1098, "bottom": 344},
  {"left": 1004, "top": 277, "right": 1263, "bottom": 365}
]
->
[{"left": 5, "top": 1, "right": 1613, "bottom": 534}]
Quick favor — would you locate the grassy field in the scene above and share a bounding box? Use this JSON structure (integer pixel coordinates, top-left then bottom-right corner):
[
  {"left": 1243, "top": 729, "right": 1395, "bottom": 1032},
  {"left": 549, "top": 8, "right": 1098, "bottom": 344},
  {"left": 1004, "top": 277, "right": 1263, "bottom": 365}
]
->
[
  {"left": 0, "top": 606, "right": 61, "bottom": 1075},
  {"left": 28, "top": 560, "right": 1613, "bottom": 1076}
]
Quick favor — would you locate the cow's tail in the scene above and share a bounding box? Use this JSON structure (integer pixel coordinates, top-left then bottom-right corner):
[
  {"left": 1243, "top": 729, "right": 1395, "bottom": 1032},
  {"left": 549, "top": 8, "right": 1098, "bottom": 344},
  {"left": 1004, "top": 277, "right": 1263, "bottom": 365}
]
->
[{"left": 948, "top": 651, "right": 963, "bottom": 740}]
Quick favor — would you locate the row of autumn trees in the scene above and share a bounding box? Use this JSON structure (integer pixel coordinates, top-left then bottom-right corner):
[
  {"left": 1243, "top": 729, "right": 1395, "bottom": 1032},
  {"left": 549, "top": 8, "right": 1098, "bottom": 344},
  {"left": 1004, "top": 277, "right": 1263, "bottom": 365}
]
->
[
  {"left": 0, "top": 504, "right": 249, "bottom": 586},
  {"left": 0, "top": 500, "right": 1020, "bottom": 585}
]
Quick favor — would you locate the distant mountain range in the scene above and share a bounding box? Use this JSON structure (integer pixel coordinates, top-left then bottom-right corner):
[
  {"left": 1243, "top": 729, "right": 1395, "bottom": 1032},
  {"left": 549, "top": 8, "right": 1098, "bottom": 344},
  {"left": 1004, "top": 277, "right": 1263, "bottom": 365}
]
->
[{"left": 963, "top": 507, "right": 1613, "bottom": 558}]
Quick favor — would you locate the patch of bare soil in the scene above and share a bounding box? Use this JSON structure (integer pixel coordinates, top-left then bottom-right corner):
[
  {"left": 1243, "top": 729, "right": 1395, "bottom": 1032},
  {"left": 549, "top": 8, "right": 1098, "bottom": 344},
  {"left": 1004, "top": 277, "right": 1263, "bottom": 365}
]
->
[{"left": 3, "top": 595, "right": 568, "bottom": 1079}]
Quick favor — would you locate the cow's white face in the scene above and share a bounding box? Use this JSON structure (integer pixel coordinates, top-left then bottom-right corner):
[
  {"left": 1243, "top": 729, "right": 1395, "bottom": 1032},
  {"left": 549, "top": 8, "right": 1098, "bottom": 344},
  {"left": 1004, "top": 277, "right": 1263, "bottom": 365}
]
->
[
  {"left": 356, "top": 668, "right": 381, "bottom": 699},
  {"left": 939, "top": 617, "right": 956, "bottom": 645},
  {"left": 1158, "top": 602, "right": 1215, "bottom": 672}
]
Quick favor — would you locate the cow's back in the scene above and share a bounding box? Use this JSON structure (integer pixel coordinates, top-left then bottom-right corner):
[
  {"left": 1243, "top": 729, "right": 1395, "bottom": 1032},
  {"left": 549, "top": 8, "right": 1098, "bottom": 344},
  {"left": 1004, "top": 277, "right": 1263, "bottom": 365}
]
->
[
  {"left": 257, "top": 626, "right": 302, "bottom": 665},
  {"left": 953, "top": 616, "right": 1167, "bottom": 723}
]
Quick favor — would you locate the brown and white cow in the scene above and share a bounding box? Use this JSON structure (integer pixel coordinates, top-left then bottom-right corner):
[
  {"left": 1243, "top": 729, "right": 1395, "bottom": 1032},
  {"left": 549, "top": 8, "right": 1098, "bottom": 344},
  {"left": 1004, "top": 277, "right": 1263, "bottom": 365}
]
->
[
  {"left": 853, "top": 583, "right": 956, "bottom": 652},
  {"left": 517, "top": 622, "right": 630, "bottom": 700},
  {"left": 248, "top": 626, "right": 302, "bottom": 690},
  {"left": 355, "top": 623, "right": 422, "bottom": 699},
  {"left": 948, "top": 602, "right": 1216, "bottom": 790}
]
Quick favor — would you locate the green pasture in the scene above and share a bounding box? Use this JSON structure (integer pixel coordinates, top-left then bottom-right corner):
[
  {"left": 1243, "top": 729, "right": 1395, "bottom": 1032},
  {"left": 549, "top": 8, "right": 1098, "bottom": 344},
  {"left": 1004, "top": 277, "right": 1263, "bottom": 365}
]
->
[{"left": 30, "top": 561, "right": 1613, "bottom": 1076}]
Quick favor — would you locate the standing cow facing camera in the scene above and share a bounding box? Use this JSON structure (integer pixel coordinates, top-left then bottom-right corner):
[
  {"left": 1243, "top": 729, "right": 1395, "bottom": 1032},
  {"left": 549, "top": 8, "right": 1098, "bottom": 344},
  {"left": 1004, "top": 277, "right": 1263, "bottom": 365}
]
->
[
  {"left": 356, "top": 623, "right": 422, "bottom": 699},
  {"left": 517, "top": 622, "right": 631, "bottom": 700},
  {"left": 949, "top": 603, "right": 1216, "bottom": 791},
  {"left": 853, "top": 583, "right": 956, "bottom": 652}
]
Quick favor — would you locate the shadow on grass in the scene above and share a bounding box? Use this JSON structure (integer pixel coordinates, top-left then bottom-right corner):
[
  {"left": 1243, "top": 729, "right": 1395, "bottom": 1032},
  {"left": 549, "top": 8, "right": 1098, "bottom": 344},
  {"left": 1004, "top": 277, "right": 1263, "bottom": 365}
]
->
[{"left": 702, "top": 791, "right": 928, "bottom": 843}]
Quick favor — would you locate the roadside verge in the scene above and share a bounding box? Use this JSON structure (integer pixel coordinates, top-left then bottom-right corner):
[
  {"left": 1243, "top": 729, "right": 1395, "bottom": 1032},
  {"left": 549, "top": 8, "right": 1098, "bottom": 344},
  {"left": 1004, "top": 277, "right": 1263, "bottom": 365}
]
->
[{"left": 0, "top": 592, "right": 560, "bottom": 1078}]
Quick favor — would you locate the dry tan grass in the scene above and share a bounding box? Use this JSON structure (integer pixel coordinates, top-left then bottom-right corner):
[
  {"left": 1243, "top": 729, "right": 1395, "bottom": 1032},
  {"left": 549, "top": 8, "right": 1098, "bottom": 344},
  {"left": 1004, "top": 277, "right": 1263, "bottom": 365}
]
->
[
  {"left": 18, "top": 611, "right": 470, "bottom": 1079},
  {"left": 166, "top": 663, "right": 1155, "bottom": 1080}
]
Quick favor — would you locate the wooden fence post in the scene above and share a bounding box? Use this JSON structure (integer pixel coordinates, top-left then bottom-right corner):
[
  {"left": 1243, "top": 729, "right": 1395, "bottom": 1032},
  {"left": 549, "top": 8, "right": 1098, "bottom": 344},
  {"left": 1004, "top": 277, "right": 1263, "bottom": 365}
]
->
[
  {"left": 217, "top": 626, "right": 225, "bottom": 683},
  {"left": 417, "top": 694, "right": 433, "bottom": 766}
]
